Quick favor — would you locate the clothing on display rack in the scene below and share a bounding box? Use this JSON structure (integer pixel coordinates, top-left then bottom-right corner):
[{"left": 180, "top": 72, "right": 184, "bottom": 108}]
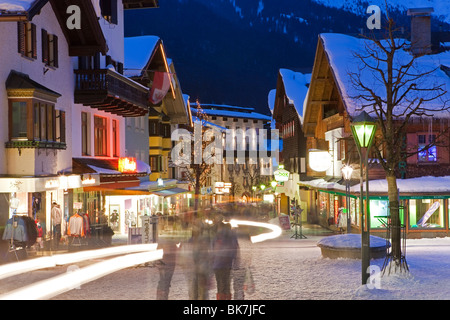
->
[
  {"left": 67, "top": 213, "right": 85, "bottom": 237},
  {"left": 2, "top": 215, "right": 38, "bottom": 261}
]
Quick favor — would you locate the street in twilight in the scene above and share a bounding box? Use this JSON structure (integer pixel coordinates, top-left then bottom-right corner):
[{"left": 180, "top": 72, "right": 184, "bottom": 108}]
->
[
  {"left": 1, "top": 0, "right": 450, "bottom": 305},
  {"left": 1, "top": 224, "right": 450, "bottom": 300}
]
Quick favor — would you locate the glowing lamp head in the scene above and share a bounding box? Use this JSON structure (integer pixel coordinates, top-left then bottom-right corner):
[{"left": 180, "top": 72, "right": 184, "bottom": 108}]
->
[
  {"left": 342, "top": 165, "right": 354, "bottom": 180},
  {"left": 350, "top": 111, "right": 377, "bottom": 149}
]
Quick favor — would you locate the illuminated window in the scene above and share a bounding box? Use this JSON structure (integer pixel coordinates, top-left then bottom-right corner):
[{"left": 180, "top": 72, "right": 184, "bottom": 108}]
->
[
  {"left": 94, "top": 116, "right": 108, "bottom": 156},
  {"left": 418, "top": 134, "right": 437, "bottom": 162}
]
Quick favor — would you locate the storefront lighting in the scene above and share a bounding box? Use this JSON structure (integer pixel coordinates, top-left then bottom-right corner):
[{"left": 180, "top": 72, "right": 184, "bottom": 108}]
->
[
  {"left": 308, "top": 149, "right": 332, "bottom": 172},
  {"left": 118, "top": 157, "right": 137, "bottom": 173}
]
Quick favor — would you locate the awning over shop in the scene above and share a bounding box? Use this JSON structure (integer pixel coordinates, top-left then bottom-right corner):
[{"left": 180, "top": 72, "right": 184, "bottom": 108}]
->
[
  {"left": 299, "top": 175, "right": 450, "bottom": 199},
  {"left": 72, "top": 157, "right": 150, "bottom": 190},
  {"left": 0, "top": 174, "right": 92, "bottom": 193},
  {"left": 150, "top": 187, "right": 190, "bottom": 197}
]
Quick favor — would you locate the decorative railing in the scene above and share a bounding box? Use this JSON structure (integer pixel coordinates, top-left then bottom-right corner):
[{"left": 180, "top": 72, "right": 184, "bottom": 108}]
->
[
  {"left": 5, "top": 140, "right": 67, "bottom": 150},
  {"left": 74, "top": 69, "right": 148, "bottom": 109}
]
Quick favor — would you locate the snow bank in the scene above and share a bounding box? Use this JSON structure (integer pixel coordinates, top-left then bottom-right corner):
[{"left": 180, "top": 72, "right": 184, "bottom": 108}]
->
[{"left": 317, "top": 233, "right": 389, "bottom": 249}]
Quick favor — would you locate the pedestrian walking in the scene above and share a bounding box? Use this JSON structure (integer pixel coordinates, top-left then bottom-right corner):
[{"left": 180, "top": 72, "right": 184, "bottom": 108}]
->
[
  {"left": 156, "top": 239, "right": 178, "bottom": 300},
  {"left": 212, "top": 222, "right": 239, "bottom": 300},
  {"left": 51, "top": 202, "right": 62, "bottom": 250}
]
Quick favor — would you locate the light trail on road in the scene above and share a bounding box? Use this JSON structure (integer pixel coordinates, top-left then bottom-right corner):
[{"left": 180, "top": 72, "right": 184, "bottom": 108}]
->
[{"left": 0, "top": 249, "right": 163, "bottom": 300}]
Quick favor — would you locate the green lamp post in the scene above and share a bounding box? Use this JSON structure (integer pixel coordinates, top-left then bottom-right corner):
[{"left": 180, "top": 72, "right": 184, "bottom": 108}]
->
[{"left": 350, "top": 111, "right": 377, "bottom": 285}]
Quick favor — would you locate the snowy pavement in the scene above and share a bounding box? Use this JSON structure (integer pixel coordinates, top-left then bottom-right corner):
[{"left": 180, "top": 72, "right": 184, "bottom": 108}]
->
[{"left": 1, "top": 226, "right": 450, "bottom": 300}]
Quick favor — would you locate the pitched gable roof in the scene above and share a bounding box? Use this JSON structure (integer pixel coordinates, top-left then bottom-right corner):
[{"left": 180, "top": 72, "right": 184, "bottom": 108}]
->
[{"left": 319, "top": 33, "right": 450, "bottom": 119}]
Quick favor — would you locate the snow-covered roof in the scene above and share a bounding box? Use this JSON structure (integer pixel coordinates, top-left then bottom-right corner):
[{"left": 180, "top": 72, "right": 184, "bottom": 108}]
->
[
  {"left": 0, "top": 0, "right": 36, "bottom": 12},
  {"left": 268, "top": 89, "right": 276, "bottom": 115},
  {"left": 124, "top": 35, "right": 160, "bottom": 78},
  {"left": 191, "top": 104, "right": 272, "bottom": 121},
  {"left": 279, "top": 68, "right": 311, "bottom": 125},
  {"left": 301, "top": 175, "right": 450, "bottom": 195},
  {"left": 192, "top": 116, "right": 227, "bottom": 132},
  {"left": 320, "top": 33, "right": 450, "bottom": 118}
]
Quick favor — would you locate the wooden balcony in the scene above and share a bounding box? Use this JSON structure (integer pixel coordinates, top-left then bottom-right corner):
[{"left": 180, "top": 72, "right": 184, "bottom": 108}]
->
[{"left": 74, "top": 69, "right": 149, "bottom": 117}]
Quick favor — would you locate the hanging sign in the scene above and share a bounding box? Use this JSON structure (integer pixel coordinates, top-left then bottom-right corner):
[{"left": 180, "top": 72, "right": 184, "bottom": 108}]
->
[
  {"left": 274, "top": 165, "right": 290, "bottom": 182},
  {"left": 149, "top": 71, "right": 171, "bottom": 104},
  {"left": 118, "top": 157, "right": 137, "bottom": 173}
]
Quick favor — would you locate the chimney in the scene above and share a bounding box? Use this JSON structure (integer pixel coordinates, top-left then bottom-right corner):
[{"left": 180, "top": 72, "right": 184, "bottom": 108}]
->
[{"left": 407, "top": 7, "right": 434, "bottom": 56}]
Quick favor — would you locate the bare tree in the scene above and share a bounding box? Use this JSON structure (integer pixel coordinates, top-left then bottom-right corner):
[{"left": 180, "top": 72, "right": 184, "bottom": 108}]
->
[
  {"left": 348, "top": 16, "right": 449, "bottom": 271},
  {"left": 173, "top": 101, "right": 215, "bottom": 210}
]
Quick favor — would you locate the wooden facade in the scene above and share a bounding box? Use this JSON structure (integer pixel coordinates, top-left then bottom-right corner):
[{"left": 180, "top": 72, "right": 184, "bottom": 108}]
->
[{"left": 300, "top": 33, "right": 450, "bottom": 236}]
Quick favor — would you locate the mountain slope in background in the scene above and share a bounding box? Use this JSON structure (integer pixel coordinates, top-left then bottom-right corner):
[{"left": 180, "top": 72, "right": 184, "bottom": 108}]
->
[{"left": 124, "top": 0, "right": 449, "bottom": 115}]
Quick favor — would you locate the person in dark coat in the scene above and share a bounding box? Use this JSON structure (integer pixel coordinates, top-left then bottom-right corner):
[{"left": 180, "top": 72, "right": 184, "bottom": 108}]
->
[{"left": 212, "top": 222, "right": 239, "bottom": 300}]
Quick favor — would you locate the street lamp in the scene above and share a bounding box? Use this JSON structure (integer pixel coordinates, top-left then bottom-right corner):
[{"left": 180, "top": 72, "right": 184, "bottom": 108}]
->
[
  {"left": 350, "top": 110, "right": 377, "bottom": 285},
  {"left": 271, "top": 181, "right": 278, "bottom": 216},
  {"left": 252, "top": 186, "right": 257, "bottom": 202},
  {"left": 341, "top": 165, "right": 353, "bottom": 233}
]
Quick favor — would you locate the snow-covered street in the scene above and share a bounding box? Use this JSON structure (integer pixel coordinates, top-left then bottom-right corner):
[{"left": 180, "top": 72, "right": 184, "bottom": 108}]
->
[{"left": 2, "top": 225, "right": 450, "bottom": 300}]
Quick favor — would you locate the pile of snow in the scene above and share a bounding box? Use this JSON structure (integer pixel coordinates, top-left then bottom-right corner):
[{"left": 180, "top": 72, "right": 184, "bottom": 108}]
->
[{"left": 317, "top": 233, "right": 389, "bottom": 249}]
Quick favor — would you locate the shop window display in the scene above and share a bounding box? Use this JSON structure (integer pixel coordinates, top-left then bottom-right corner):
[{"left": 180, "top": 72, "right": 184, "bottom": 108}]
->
[
  {"left": 370, "top": 200, "right": 389, "bottom": 228},
  {"left": 410, "top": 199, "right": 444, "bottom": 228}
]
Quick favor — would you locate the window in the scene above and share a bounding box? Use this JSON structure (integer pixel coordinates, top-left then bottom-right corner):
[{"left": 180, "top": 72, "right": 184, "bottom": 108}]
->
[
  {"left": 11, "top": 102, "right": 28, "bottom": 139},
  {"left": 18, "top": 22, "right": 37, "bottom": 59},
  {"left": 149, "top": 120, "right": 159, "bottom": 136},
  {"left": 82, "top": 112, "right": 90, "bottom": 155},
  {"left": 418, "top": 134, "right": 437, "bottom": 162},
  {"left": 410, "top": 199, "right": 444, "bottom": 228},
  {"left": 9, "top": 100, "right": 64, "bottom": 144},
  {"left": 162, "top": 124, "right": 171, "bottom": 138},
  {"left": 149, "top": 155, "right": 162, "bottom": 172},
  {"left": 112, "top": 119, "right": 119, "bottom": 157},
  {"left": 94, "top": 116, "right": 108, "bottom": 156},
  {"left": 100, "top": 0, "right": 118, "bottom": 24},
  {"left": 42, "top": 29, "right": 59, "bottom": 68}
]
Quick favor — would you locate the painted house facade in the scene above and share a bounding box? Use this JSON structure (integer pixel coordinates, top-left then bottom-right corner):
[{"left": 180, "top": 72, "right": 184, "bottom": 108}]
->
[
  {"left": 271, "top": 68, "right": 310, "bottom": 216},
  {"left": 190, "top": 103, "right": 273, "bottom": 203},
  {"left": 0, "top": 0, "right": 158, "bottom": 251}
]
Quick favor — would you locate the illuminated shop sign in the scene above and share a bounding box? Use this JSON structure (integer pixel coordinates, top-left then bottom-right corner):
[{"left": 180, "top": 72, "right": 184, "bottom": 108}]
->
[
  {"left": 215, "top": 182, "right": 232, "bottom": 194},
  {"left": 118, "top": 157, "right": 137, "bottom": 173},
  {"left": 274, "top": 165, "right": 290, "bottom": 182}
]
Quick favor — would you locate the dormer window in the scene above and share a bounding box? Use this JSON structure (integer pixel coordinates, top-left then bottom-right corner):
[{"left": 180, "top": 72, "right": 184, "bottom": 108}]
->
[{"left": 100, "top": 0, "right": 118, "bottom": 24}]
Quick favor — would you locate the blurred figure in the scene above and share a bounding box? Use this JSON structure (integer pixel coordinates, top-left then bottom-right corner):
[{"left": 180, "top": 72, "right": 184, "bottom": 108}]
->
[
  {"left": 212, "top": 222, "right": 239, "bottom": 300},
  {"left": 182, "top": 218, "right": 212, "bottom": 300},
  {"left": 156, "top": 239, "right": 179, "bottom": 300}
]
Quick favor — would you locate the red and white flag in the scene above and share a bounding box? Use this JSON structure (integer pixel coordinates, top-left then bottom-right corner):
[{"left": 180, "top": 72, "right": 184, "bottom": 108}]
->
[{"left": 149, "top": 71, "right": 171, "bottom": 104}]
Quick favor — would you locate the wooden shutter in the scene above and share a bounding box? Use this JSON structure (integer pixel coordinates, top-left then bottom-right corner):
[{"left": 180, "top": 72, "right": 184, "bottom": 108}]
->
[
  {"left": 31, "top": 23, "right": 37, "bottom": 59},
  {"left": 60, "top": 110, "right": 66, "bottom": 143},
  {"left": 17, "top": 21, "right": 25, "bottom": 55},
  {"left": 52, "top": 35, "right": 58, "bottom": 68},
  {"left": 42, "top": 29, "right": 48, "bottom": 64}
]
